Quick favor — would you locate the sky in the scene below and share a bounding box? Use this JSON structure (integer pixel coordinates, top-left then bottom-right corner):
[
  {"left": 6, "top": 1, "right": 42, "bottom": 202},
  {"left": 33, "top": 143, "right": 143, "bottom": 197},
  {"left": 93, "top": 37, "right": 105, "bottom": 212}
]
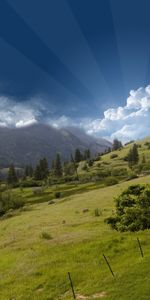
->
[{"left": 0, "top": 0, "right": 150, "bottom": 142}]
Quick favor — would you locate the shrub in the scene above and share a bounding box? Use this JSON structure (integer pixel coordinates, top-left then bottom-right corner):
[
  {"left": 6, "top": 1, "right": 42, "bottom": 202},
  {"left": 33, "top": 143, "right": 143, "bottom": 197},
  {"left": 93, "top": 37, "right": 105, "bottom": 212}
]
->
[
  {"left": 32, "top": 187, "right": 44, "bottom": 195},
  {"left": 111, "top": 168, "right": 128, "bottom": 177},
  {"left": 94, "top": 208, "right": 101, "bottom": 217},
  {"left": 88, "top": 160, "right": 94, "bottom": 167},
  {"left": 82, "top": 163, "right": 88, "bottom": 171},
  {"left": 110, "top": 154, "right": 118, "bottom": 159},
  {"left": 55, "top": 191, "right": 61, "bottom": 199},
  {"left": 97, "top": 169, "right": 111, "bottom": 179},
  {"left": 127, "top": 170, "right": 138, "bottom": 180},
  {"left": 105, "top": 184, "right": 150, "bottom": 231},
  {"left": 20, "top": 179, "right": 40, "bottom": 188},
  {"left": 41, "top": 232, "right": 52, "bottom": 240},
  {"left": 105, "top": 176, "right": 118, "bottom": 186},
  {"left": 0, "top": 192, "right": 24, "bottom": 216}
]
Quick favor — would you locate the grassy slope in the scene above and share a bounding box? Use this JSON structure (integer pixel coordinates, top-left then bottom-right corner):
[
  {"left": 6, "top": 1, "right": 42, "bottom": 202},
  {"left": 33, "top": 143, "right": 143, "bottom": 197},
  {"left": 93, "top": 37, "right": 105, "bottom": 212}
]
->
[
  {"left": 91, "top": 137, "right": 150, "bottom": 173},
  {"left": 0, "top": 176, "right": 150, "bottom": 299}
]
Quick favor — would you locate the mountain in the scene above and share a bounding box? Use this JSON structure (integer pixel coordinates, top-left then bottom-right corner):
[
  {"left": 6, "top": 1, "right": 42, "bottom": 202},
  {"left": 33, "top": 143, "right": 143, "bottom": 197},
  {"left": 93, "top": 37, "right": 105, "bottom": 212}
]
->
[{"left": 0, "top": 124, "right": 111, "bottom": 167}]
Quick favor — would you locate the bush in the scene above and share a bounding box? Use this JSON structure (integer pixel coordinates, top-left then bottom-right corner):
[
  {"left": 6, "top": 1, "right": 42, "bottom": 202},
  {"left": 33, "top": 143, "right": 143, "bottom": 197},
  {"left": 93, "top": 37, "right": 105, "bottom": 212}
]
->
[
  {"left": 64, "top": 175, "right": 79, "bottom": 182},
  {"left": 20, "top": 179, "right": 40, "bottom": 188},
  {"left": 111, "top": 168, "right": 128, "bottom": 177},
  {"left": 32, "top": 187, "right": 44, "bottom": 195},
  {"left": 127, "top": 170, "right": 138, "bottom": 180},
  {"left": 94, "top": 208, "right": 101, "bottom": 217},
  {"left": 105, "top": 184, "right": 150, "bottom": 231},
  {"left": 41, "top": 232, "right": 52, "bottom": 240},
  {"left": 88, "top": 160, "right": 94, "bottom": 167},
  {"left": 110, "top": 154, "right": 118, "bottom": 159},
  {"left": 97, "top": 169, "right": 111, "bottom": 179},
  {"left": 82, "top": 163, "right": 88, "bottom": 171},
  {"left": 0, "top": 191, "right": 25, "bottom": 216},
  {"left": 55, "top": 191, "right": 61, "bottom": 199},
  {"left": 105, "top": 176, "right": 118, "bottom": 186}
]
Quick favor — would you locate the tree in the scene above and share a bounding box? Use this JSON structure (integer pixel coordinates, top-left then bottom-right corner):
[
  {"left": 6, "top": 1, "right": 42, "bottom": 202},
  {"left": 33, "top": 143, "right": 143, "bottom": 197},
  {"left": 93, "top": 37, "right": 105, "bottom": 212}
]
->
[
  {"left": 7, "top": 164, "right": 18, "bottom": 185},
  {"left": 106, "top": 184, "right": 150, "bottom": 232},
  {"left": 39, "top": 158, "right": 49, "bottom": 179},
  {"left": 75, "top": 148, "right": 82, "bottom": 163},
  {"left": 25, "top": 165, "right": 33, "bottom": 178},
  {"left": 127, "top": 144, "right": 139, "bottom": 168},
  {"left": 63, "top": 161, "right": 75, "bottom": 176},
  {"left": 84, "top": 149, "right": 91, "bottom": 160},
  {"left": 54, "top": 153, "right": 62, "bottom": 177},
  {"left": 71, "top": 154, "right": 79, "bottom": 180},
  {"left": 142, "top": 154, "right": 146, "bottom": 164},
  {"left": 34, "top": 164, "right": 42, "bottom": 180},
  {"left": 112, "top": 139, "right": 123, "bottom": 151},
  {"left": 34, "top": 158, "right": 49, "bottom": 180}
]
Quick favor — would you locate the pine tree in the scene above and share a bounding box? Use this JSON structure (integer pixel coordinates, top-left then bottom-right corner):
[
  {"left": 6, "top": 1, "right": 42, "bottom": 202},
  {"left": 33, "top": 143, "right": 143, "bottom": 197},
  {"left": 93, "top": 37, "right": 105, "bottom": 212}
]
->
[
  {"left": 34, "top": 158, "right": 49, "bottom": 180},
  {"left": 34, "top": 164, "right": 42, "bottom": 180},
  {"left": 25, "top": 165, "right": 33, "bottom": 178},
  {"left": 132, "top": 143, "right": 139, "bottom": 164},
  {"left": 75, "top": 148, "right": 82, "bottom": 162},
  {"left": 7, "top": 164, "right": 18, "bottom": 185},
  {"left": 142, "top": 153, "right": 146, "bottom": 164},
  {"left": 54, "top": 154, "right": 62, "bottom": 177},
  {"left": 127, "top": 144, "right": 139, "bottom": 168},
  {"left": 84, "top": 149, "right": 91, "bottom": 160},
  {"left": 112, "top": 139, "right": 123, "bottom": 151},
  {"left": 40, "top": 158, "right": 49, "bottom": 179}
]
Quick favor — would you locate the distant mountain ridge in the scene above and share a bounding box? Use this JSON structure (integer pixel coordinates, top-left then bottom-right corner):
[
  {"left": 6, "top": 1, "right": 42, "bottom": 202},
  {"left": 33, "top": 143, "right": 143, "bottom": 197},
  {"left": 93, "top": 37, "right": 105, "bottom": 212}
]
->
[{"left": 0, "top": 124, "right": 111, "bottom": 167}]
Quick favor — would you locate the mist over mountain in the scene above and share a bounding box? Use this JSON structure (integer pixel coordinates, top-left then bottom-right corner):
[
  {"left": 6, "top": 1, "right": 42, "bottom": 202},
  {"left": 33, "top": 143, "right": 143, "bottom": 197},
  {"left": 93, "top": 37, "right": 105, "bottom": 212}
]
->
[{"left": 0, "top": 124, "right": 111, "bottom": 167}]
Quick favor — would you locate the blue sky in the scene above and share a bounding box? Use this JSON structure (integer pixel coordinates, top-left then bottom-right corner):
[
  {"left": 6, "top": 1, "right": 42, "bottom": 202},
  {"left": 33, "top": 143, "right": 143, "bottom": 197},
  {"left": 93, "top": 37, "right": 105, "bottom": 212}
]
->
[{"left": 0, "top": 0, "right": 150, "bottom": 141}]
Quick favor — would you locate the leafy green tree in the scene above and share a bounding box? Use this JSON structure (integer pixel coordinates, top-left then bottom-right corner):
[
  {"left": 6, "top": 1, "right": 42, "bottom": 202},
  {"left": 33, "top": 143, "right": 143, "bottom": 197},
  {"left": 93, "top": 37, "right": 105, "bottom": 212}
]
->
[
  {"left": 106, "top": 184, "right": 150, "bottom": 231},
  {"left": 7, "top": 164, "right": 18, "bottom": 185},
  {"left": 63, "top": 161, "right": 75, "bottom": 176},
  {"left": 54, "top": 153, "right": 62, "bottom": 177}
]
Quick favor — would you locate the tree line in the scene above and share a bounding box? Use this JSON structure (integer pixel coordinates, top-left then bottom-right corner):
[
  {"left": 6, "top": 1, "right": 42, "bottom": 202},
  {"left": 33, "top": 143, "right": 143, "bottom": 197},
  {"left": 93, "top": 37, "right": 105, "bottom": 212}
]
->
[{"left": 6, "top": 148, "right": 92, "bottom": 185}]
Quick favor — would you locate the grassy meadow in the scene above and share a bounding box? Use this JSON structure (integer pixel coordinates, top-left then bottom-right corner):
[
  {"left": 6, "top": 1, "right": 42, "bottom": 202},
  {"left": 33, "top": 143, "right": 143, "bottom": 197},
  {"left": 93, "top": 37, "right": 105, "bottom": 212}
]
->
[{"left": 0, "top": 175, "right": 150, "bottom": 299}]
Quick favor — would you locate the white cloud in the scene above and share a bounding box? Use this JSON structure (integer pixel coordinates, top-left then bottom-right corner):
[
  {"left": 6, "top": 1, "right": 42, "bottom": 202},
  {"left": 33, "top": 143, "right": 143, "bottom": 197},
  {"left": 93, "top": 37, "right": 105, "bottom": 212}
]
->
[
  {"left": 0, "top": 96, "right": 44, "bottom": 128},
  {"left": 83, "top": 85, "right": 150, "bottom": 142}
]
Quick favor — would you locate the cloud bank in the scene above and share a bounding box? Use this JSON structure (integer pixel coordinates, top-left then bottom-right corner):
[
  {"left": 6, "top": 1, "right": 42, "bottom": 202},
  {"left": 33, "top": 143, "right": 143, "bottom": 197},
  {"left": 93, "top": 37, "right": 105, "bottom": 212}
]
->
[
  {"left": 0, "top": 96, "right": 49, "bottom": 128},
  {"left": 88, "top": 85, "right": 150, "bottom": 142},
  {"left": 48, "top": 85, "right": 150, "bottom": 142},
  {"left": 0, "top": 84, "right": 150, "bottom": 142}
]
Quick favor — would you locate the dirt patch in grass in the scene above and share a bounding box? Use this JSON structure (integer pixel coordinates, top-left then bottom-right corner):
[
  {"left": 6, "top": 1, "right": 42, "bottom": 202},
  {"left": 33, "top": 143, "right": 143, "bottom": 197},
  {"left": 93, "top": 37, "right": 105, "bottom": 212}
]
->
[{"left": 76, "top": 291, "right": 107, "bottom": 299}]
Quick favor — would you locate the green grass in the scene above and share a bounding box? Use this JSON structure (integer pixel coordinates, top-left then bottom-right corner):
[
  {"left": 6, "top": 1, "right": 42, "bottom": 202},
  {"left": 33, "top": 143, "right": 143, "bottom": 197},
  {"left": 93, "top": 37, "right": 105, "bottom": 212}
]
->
[{"left": 0, "top": 176, "right": 150, "bottom": 299}]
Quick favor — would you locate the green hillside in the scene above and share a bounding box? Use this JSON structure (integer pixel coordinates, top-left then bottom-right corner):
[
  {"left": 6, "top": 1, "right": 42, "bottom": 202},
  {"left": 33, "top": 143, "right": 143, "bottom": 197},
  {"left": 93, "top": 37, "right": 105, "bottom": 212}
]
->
[
  {"left": 1, "top": 137, "right": 150, "bottom": 299},
  {"left": 0, "top": 175, "right": 150, "bottom": 299},
  {"left": 78, "top": 137, "right": 150, "bottom": 181}
]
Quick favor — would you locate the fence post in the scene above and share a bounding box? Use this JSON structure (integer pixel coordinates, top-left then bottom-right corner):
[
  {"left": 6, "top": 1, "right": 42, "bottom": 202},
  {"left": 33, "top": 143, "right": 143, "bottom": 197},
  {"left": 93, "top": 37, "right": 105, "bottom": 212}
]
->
[
  {"left": 68, "top": 272, "right": 76, "bottom": 299},
  {"left": 137, "top": 237, "right": 144, "bottom": 258},
  {"left": 103, "top": 254, "right": 115, "bottom": 277}
]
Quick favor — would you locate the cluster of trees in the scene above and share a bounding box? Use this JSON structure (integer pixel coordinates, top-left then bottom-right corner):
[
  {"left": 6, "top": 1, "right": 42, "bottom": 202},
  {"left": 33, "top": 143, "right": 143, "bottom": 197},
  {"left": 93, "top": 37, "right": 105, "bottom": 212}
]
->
[
  {"left": 126, "top": 143, "right": 139, "bottom": 168},
  {"left": 5, "top": 148, "right": 92, "bottom": 185},
  {"left": 74, "top": 148, "right": 91, "bottom": 163},
  {"left": 112, "top": 139, "right": 123, "bottom": 151}
]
